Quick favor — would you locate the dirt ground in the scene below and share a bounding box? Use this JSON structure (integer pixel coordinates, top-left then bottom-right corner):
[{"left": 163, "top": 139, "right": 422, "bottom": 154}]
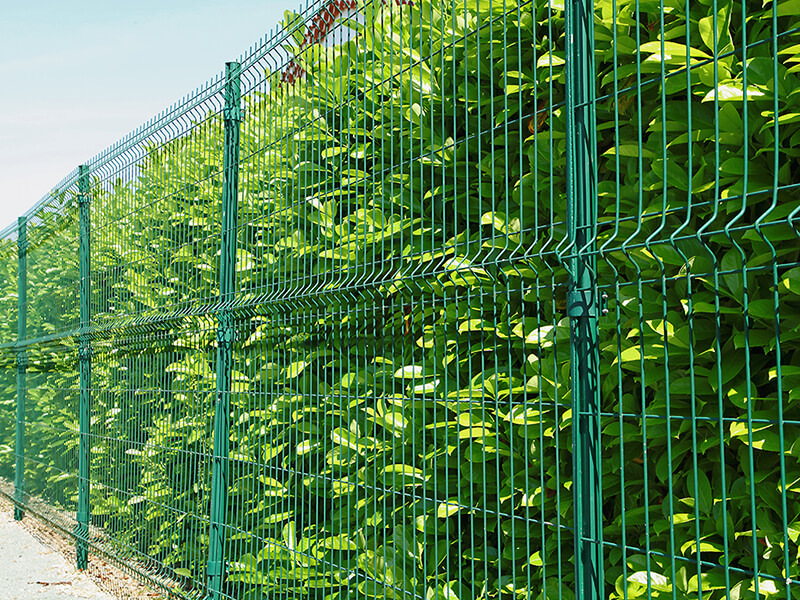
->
[{"left": 0, "top": 494, "right": 165, "bottom": 600}]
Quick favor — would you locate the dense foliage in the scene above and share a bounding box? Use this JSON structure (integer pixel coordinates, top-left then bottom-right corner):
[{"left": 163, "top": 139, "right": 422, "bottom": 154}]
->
[
  {"left": 1, "top": 0, "right": 800, "bottom": 599},
  {"left": 0, "top": 205, "right": 79, "bottom": 510}
]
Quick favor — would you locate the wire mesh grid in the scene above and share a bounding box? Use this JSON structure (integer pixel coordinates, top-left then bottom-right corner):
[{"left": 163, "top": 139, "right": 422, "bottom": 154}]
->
[{"left": 0, "top": 0, "right": 798, "bottom": 599}]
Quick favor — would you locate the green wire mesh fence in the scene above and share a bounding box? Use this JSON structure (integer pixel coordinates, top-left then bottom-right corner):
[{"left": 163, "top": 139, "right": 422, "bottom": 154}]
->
[{"left": 1, "top": 0, "right": 799, "bottom": 598}]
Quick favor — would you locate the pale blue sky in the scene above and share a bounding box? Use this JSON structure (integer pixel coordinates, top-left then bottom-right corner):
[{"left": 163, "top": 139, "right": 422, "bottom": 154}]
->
[{"left": 0, "top": 0, "right": 289, "bottom": 230}]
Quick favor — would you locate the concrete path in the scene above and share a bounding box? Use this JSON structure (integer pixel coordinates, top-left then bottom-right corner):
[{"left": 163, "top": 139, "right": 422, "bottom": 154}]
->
[{"left": 0, "top": 507, "right": 113, "bottom": 600}]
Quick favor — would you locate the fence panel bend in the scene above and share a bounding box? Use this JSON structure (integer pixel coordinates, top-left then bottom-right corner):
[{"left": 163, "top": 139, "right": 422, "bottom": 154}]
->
[{"left": 0, "top": 1, "right": 799, "bottom": 600}]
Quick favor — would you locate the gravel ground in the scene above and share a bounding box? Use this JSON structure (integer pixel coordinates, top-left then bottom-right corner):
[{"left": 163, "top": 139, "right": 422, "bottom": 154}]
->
[{"left": 0, "top": 505, "right": 114, "bottom": 600}]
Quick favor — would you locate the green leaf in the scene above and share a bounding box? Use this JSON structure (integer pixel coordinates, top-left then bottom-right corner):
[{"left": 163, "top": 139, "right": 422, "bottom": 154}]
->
[
  {"left": 639, "top": 41, "right": 711, "bottom": 62},
  {"left": 698, "top": 5, "right": 731, "bottom": 52},
  {"left": 282, "top": 361, "right": 308, "bottom": 379},
  {"left": 628, "top": 571, "right": 672, "bottom": 593},
  {"left": 702, "top": 83, "right": 766, "bottom": 102},
  {"left": 781, "top": 266, "right": 800, "bottom": 295},
  {"left": 381, "top": 463, "right": 430, "bottom": 486},
  {"left": 536, "top": 52, "right": 565, "bottom": 67},
  {"left": 318, "top": 534, "right": 358, "bottom": 551},
  {"left": 394, "top": 365, "right": 427, "bottom": 378},
  {"left": 437, "top": 499, "right": 464, "bottom": 518},
  {"left": 688, "top": 471, "right": 714, "bottom": 515},
  {"left": 777, "top": 0, "right": 800, "bottom": 17}
]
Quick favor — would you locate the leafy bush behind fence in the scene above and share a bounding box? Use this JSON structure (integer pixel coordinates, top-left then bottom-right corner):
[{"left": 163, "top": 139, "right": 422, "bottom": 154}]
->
[{"left": 1, "top": 0, "right": 800, "bottom": 598}]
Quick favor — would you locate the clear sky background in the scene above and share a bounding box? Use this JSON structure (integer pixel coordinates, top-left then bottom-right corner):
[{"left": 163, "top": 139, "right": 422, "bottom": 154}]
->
[{"left": 0, "top": 0, "right": 288, "bottom": 231}]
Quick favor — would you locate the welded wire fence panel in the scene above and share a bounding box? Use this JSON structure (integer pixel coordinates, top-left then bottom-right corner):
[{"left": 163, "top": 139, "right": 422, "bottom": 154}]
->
[
  {"left": 0, "top": 225, "right": 18, "bottom": 482},
  {"left": 83, "top": 77, "right": 229, "bottom": 597},
  {"left": 25, "top": 185, "right": 80, "bottom": 342},
  {"left": 0, "top": 0, "right": 798, "bottom": 599},
  {"left": 217, "top": 2, "right": 572, "bottom": 600},
  {"left": 89, "top": 323, "right": 217, "bottom": 594},
  {"left": 594, "top": 0, "right": 800, "bottom": 596},
  {"left": 21, "top": 345, "right": 79, "bottom": 517},
  {"left": 5, "top": 184, "right": 83, "bottom": 532},
  {"left": 0, "top": 362, "right": 14, "bottom": 481},
  {"left": 88, "top": 80, "right": 226, "bottom": 328}
]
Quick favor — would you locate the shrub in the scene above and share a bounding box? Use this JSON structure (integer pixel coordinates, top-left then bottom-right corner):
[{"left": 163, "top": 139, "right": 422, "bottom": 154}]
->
[{"left": 3, "top": 0, "right": 800, "bottom": 598}]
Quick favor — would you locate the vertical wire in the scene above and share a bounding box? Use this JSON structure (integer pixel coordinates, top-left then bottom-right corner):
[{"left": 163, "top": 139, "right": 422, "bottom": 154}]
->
[
  {"left": 608, "top": 0, "right": 628, "bottom": 592},
  {"left": 764, "top": 0, "right": 790, "bottom": 590},
  {"left": 709, "top": 0, "right": 732, "bottom": 594},
  {"left": 653, "top": 0, "right": 678, "bottom": 593},
  {"left": 678, "top": 0, "right": 703, "bottom": 593}
]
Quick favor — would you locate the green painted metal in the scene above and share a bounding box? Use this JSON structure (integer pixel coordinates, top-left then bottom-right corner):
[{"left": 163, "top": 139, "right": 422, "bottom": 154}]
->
[
  {"left": 14, "top": 216, "right": 27, "bottom": 521},
  {"left": 0, "top": 2, "right": 797, "bottom": 600},
  {"left": 565, "top": 0, "right": 603, "bottom": 596},
  {"left": 207, "top": 60, "right": 242, "bottom": 600},
  {"left": 76, "top": 164, "right": 91, "bottom": 571}
]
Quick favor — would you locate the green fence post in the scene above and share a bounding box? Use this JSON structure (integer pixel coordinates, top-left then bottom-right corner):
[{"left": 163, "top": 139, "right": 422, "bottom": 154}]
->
[
  {"left": 14, "top": 216, "right": 27, "bottom": 521},
  {"left": 207, "top": 61, "right": 242, "bottom": 600},
  {"left": 77, "top": 165, "right": 92, "bottom": 570},
  {"left": 565, "top": 0, "right": 603, "bottom": 596}
]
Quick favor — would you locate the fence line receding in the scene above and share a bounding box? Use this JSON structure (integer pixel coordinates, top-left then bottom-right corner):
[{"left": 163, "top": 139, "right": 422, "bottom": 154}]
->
[{"left": 1, "top": 1, "right": 799, "bottom": 599}]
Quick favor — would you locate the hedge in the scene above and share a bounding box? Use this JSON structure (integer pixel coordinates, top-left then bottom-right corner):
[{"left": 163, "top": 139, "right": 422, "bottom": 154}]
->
[{"left": 1, "top": 0, "right": 800, "bottom": 598}]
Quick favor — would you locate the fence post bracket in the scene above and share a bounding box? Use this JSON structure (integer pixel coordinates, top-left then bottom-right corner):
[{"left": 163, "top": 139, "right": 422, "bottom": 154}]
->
[
  {"left": 14, "top": 215, "right": 28, "bottom": 521},
  {"left": 565, "top": 0, "right": 604, "bottom": 593},
  {"left": 207, "top": 60, "right": 242, "bottom": 600},
  {"left": 76, "top": 164, "right": 92, "bottom": 571}
]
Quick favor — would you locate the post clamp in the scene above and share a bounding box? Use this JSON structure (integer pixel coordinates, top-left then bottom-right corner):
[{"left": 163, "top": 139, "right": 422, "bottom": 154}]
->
[
  {"left": 78, "top": 345, "right": 94, "bottom": 361},
  {"left": 223, "top": 106, "right": 243, "bottom": 122},
  {"left": 206, "top": 560, "right": 227, "bottom": 577},
  {"left": 216, "top": 325, "right": 239, "bottom": 345},
  {"left": 16, "top": 351, "right": 28, "bottom": 368},
  {"left": 566, "top": 290, "right": 609, "bottom": 318}
]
